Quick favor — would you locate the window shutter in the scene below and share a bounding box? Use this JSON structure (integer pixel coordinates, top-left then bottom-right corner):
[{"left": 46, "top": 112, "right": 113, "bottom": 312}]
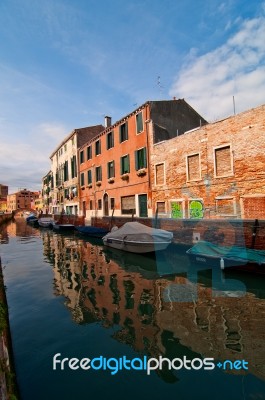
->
[
  {"left": 143, "top": 147, "right": 147, "bottom": 168},
  {"left": 126, "top": 155, "right": 130, "bottom": 173},
  {"left": 135, "top": 150, "right": 139, "bottom": 170},
  {"left": 125, "top": 122, "right": 128, "bottom": 140}
]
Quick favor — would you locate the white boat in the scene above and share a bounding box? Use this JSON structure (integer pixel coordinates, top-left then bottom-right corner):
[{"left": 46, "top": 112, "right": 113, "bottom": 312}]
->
[
  {"left": 102, "top": 222, "right": 173, "bottom": 253},
  {"left": 38, "top": 217, "right": 54, "bottom": 228}
]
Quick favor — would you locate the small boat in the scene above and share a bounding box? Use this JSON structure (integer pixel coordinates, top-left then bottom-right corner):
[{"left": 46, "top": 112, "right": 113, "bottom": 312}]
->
[
  {"left": 52, "top": 223, "right": 75, "bottom": 232},
  {"left": 102, "top": 221, "right": 173, "bottom": 254},
  {"left": 186, "top": 241, "right": 265, "bottom": 271},
  {"left": 38, "top": 217, "right": 54, "bottom": 228},
  {"left": 75, "top": 225, "right": 109, "bottom": 238},
  {"left": 26, "top": 213, "right": 37, "bottom": 222}
]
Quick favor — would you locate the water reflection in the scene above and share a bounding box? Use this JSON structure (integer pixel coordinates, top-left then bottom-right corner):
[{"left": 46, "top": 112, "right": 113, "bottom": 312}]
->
[{"left": 41, "top": 230, "right": 265, "bottom": 383}]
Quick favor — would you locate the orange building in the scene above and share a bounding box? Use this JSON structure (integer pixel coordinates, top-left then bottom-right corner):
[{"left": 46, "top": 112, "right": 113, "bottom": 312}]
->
[
  {"left": 78, "top": 99, "right": 205, "bottom": 223},
  {"left": 7, "top": 189, "right": 40, "bottom": 212}
]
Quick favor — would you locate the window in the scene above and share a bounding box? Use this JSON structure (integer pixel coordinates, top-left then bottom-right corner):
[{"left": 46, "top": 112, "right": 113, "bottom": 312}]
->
[
  {"left": 64, "top": 161, "right": 69, "bottom": 182},
  {"left": 186, "top": 153, "right": 201, "bottom": 181},
  {"left": 98, "top": 199, "right": 102, "bottom": 210},
  {"left": 189, "top": 199, "right": 204, "bottom": 219},
  {"left": 89, "top": 200, "right": 93, "bottom": 210},
  {"left": 110, "top": 198, "right": 115, "bottom": 210},
  {"left": 216, "top": 197, "right": 235, "bottom": 215},
  {"left": 95, "top": 139, "right": 101, "bottom": 156},
  {"left": 156, "top": 202, "right": 166, "bottom": 214},
  {"left": 87, "top": 146, "right": 92, "bottom": 160},
  {"left": 120, "top": 155, "right": 130, "bottom": 174},
  {"left": 119, "top": 122, "right": 128, "bottom": 142},
  {"left": 135, "top": 147, "right": 147, "bottom": 170},
  {"left": 95, "top": 166, "right": 102, "bottom": 182},
  {"left": 64, "top": 144, "right": 67, "bottom": 152},
  {"left": 80, "top": 150, "right": 84, "bottom": 164},
  {"left": 171, "top": 200, "right": 184, "bottom": 219},
  {"left": 136, "top": 112, "right": 143, "bottom": 133},
  {"left": 214, "top": 145, "right": 233, "bottom": 177},
  {"left": 106, "top": 131, "right": 114, "bottom": 150},
  {"left": 71, "top": 156, "right": 77, "bottom": 178},
  {"left": 107, "top": 161, "right": 115, "bottom": 178},
  {"left": 87, "top": 170, "right": 92, "bottom": 184},
  {"left": 155, "top": 163, "right": 165, "bottom": 185},
  {"left": 121, "top": 195, "right": 135, "bottom": 215},
  {"left": 80, "top": 172, "right": 85, "bottom": 187}
]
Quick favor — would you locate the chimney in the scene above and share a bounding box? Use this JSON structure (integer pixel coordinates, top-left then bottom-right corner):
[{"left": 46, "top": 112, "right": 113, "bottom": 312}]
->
[{"left": 104, "top": 116, "right": 112, "bottom": 128}]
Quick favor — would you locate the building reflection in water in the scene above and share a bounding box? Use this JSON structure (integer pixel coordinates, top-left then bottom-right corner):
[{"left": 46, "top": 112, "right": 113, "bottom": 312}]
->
[{"left": 42, "top": 231, "right": 265, "bottom": 383}]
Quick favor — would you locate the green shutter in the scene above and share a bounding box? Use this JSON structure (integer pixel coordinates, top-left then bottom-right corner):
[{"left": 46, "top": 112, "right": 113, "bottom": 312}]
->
[
  {"left": 135, "top": 150, "right": 139, "bottom": 170},
  {"left": 143, "top": 147, "right": 147, "bottom": 168},
  {"left": 125, "top": 122, "right": 128, "bottom": 140},
  {"left": 136, "top": 112, "right": 143, "bottom": 133},
  {"left": 107, "top": 163, "right": 110, "bottom": 179}
]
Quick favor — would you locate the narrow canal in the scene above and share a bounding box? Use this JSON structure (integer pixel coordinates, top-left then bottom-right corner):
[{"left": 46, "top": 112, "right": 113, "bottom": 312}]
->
[{"left": 0, "top": 219, "right": 265, "bottom": 400}]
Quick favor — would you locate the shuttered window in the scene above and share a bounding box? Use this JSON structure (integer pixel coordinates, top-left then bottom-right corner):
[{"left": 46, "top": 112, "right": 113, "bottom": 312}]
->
[
  {"left": 120, "top": 155, "right": 130, "bottom": 174},
  {"left": 71, "top": 156, "right": 77, "bottom": 178},
  {"left": 136, "top": 112, "right": 143, "bottom": 133},
  {"left": 87, "top": 170, "right": 92, "bottom": 184},
  {"left": 95, "top": 140, "right": 101, "bottom": 156},
  {"left": 215, "top": 146, "right": 232, "bottom": 177},
  {"left": 119, "top": 122, "right": 128, "bottom": 142},
  {"left": 106, "top": 131, "right": 114, "bottom": 149},
  {"left": 64, "top": 160, "right": 69, "bottom": 182},
  {"left": 87, "top": 146, "right": 92, "bottom": 160},
  {"left": 80, "top": 173, "right": 85, "bottom": 186},
  {"left": 107, "top": 161, "right": 115, "bottom": 178},
  {"left": 95, "top": 166, "right": 102, "bottom": 181},
  {"left": 135, "top": 147, "right": 147, "bottom": 170}
]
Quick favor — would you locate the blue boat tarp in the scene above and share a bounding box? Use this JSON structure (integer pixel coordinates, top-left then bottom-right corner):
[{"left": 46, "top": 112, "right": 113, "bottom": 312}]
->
[
  {"left": 187, "top": 241, "right": 265, "bottom": 265},
  {"left": 75, "top": 226, "right": 109, "bottom": 236}
]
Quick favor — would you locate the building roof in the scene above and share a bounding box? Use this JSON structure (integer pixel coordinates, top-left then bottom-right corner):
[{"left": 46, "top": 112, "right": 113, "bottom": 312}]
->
[{"left": 50, "top": 124, "right": 105, "bottom": 159}]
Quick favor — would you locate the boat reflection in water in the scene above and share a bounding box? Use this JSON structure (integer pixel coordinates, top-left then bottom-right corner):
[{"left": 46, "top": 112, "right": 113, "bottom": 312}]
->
[{"left": 42, "top": 231, "right": 265, "bottom": 384}]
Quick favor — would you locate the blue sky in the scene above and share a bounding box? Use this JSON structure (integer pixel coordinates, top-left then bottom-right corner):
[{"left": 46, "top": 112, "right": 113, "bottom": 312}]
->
[{"left": 0, "top": 0, "right": 265, "bottom": 193}]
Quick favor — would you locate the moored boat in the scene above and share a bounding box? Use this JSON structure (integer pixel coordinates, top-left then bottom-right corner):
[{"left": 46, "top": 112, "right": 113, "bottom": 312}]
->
[
  {"left": 52, "top": 223, "right": 75, "bottom": 232},
  {"left": 186, "top": 240, "right": 265, "bottom": 272},
  {"left": 38, "top": 217, "right": 54, "bottom": 228},
  {"left": 75, "top": 225, "right": 109, "bottom": 238},
  {"left": 102, "top": 221, "right": 173, "bottom": 253}
]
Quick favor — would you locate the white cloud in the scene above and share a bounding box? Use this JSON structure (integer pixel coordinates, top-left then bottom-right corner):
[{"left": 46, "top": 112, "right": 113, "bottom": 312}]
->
[{"left": 169, "top": 16, "right": 265, "bottom": 121}]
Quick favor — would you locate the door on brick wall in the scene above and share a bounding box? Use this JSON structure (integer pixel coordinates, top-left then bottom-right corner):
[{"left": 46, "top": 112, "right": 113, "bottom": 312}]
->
[
  {"left": 103, "top": 193, "right": 109, "bottom": 216},
  {"left": 139, "top": 194, "right": 148, "bottom": 217}
]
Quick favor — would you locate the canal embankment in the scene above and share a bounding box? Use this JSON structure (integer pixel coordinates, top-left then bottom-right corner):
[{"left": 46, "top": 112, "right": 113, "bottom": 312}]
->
[
  {"left": 92, "top": 216, "right": 265, "bottom": 250},
  {"left": 0, "top": 256, "right": 19, "bottom": 399},
  {"left": 0, "top": 214, "right": 13, "bottom": 227}
]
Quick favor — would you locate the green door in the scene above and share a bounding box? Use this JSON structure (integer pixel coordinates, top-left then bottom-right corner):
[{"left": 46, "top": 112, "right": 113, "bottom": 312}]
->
[{"left": 139, "top": 194, "right": 148, "bottom": 217}]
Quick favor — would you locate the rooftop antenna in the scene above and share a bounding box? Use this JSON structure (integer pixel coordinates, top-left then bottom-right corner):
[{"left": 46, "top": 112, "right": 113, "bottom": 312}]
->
[
  {"left": 233, "top": 95, "right": 236, "bottom": 115},
  {"left": 157, "top": 75, "right": 164, "bottom": 98}
]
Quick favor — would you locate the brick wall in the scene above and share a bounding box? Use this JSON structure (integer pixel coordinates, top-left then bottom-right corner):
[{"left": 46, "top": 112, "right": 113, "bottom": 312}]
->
[
  {"left": 149, "top": 104, "right": 265, "bottom": 219},
  {"left": 92, "top": 216, "right": 265, "bottom": 250}
]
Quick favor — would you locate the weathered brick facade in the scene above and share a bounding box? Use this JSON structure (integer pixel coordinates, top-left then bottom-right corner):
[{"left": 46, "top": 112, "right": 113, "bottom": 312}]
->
[
  {"left": 78, "top": 99, "right": 205, "bottom": 223},
  {"left": 150, "top": 104, "right": 265, "bottom": 220}
]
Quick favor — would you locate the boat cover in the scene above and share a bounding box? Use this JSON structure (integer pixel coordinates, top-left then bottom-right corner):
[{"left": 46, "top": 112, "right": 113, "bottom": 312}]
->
[
  {"left": 187, "top": 241, "right": 265, "bottom": 264},
  {"left": 104, "top": 222, "right": 173, "bottom": 243}
]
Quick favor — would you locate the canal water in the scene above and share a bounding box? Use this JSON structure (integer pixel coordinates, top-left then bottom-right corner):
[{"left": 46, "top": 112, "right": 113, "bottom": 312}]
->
[{"left": 0, "top": 219, "right": 265, "bottom": 400}]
